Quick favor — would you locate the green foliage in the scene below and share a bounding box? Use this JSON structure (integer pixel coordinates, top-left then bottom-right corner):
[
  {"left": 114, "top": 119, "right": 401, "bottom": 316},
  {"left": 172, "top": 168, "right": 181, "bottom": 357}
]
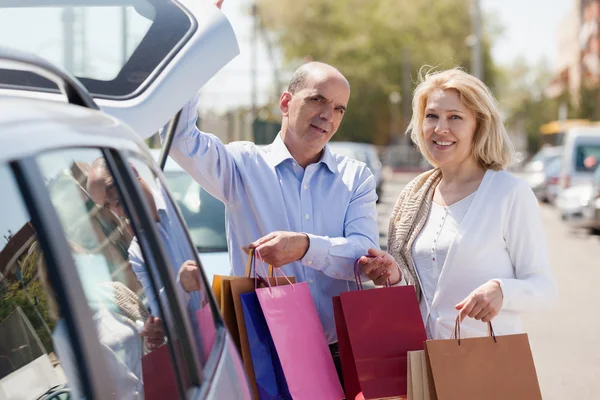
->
[
  {"left": 0, "top": 246, "right": 56, "bottom": 354},
  {"left": 257, "top": 0, "right": 499, "bottom": 144}
]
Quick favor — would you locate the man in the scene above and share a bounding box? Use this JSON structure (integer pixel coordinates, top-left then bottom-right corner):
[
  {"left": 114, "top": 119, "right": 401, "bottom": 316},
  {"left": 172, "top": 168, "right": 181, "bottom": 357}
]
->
[
  {"left": 163, "top": 61, "right": 381, "bottom": 376},
  {"left": 87, "top": 157, "right": 205, "bottom": 350}
]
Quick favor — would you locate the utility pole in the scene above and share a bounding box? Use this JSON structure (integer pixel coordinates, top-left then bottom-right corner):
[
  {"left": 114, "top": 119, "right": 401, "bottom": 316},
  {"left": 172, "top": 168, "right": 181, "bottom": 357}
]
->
[
  {"left": 401, "top": 47, "right": 412, "bottom": 142},
  {"left": 470, "top": 0, "right": 483, "bottom": 80},
  {"left": 389, "top": 91, "right": 401, "bottom": 144},
  {"left": 251, "top": 3, "right": 259, "bottom": 122}
]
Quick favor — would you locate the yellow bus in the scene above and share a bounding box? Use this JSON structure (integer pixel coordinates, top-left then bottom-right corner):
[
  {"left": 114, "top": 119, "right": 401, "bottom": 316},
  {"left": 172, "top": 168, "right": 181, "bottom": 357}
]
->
[{"left": 539, "top": 119, "right": 600, "bottom": 146}]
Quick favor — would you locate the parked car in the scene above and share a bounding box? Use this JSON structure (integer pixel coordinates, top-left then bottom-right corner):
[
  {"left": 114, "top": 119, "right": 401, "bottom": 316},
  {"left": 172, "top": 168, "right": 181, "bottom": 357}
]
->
[
  {"left": 0, "top": 1, "right": 250, "bottom": 399},
  {"left": 328, "top": 141, "right": 384, "bottom": 201},
  {"left": 559, "top": 128, "right": 600, "bottom": 190},
  {"left": 522, "top": 146, "right": 562, "bottom": 202},
  {"left": 151, "top": 149, "right": 230, "bottom": 283},
  {"left": 581, "top": 165, "right": 600, "bottom": 234},
  {"left": 555, "top": 184, "right": 594, "bottom": 223}
]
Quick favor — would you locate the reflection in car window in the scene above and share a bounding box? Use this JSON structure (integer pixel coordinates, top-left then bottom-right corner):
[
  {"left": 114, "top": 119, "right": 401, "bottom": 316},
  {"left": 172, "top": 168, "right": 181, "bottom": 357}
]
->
[
  {"left": 36, "top": 149, "right": 185, "bottom": 399},
  {"left": 164, "top": 170, "right": 228, "bottom": 253},
  {"left": 127, "top": 156, "right": 217, "bottom": 363},
  {"left": 0, "top": 164, "right": 74, "bottom": 399}
]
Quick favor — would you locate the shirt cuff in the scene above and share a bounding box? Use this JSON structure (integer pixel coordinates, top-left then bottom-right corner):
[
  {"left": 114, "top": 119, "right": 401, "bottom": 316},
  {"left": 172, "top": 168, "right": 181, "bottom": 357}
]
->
[
  {"left": 389, "top": 265, "right": 406, "bottom": 287},
  {"left": 301, "top": 233, "right": 330, "bottom": 269}
]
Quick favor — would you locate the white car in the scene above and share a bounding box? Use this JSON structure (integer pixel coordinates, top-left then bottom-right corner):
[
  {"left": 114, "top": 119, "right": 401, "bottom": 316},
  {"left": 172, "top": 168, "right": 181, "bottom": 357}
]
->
[
  {"left": 556, "top": 184, "right": 594, "bottom": 223},
  {"left": 0, "top": 1, "right": 250, "bottom": 399},
  {"left": 151, "top": 149, "right": 231, "bottom": 283}
]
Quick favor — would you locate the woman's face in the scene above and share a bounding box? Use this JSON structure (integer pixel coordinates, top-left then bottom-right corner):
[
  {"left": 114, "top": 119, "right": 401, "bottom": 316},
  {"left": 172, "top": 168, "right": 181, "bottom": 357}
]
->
[{"left": 422, "top": 89, "right": 478, "bottom": 169}]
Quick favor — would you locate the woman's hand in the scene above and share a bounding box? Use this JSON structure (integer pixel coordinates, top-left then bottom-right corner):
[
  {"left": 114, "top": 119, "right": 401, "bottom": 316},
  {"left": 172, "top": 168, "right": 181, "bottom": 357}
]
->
[
  {"left": 455, "top": 280, "right": 504, "bottom": 323},
  {"left": 358, "top": 248, "right": 402, "bottom": 285}
]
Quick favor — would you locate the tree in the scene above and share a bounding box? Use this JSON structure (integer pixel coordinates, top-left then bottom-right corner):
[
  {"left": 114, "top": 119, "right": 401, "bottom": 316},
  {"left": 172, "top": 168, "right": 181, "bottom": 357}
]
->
[
  {"left": 496, "top": 59, "right": 571, "bottom": 155},
  {"left": 256, "top": 0, "right": 499, "bottom": 144}
]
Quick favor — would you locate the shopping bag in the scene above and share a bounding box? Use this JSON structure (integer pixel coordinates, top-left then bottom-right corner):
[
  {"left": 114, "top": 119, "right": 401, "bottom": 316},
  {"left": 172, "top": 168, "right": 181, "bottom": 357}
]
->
[
  {"left": 406, "top": 350, "right": 436, "bottom": 400},
  {"left": 229, "top": 251, "right": 293, "bottom": 399},
  {"left": 333, "top": 261, "right": 426, "bottom": 400},
  {"left": 196, "top": 302, "right": 217, "bottom": 358},
  {"left": 142, "top": 344, "right": 179, "bottom": 400},
  {"left": 211, "top": 275, "right": 241, "bottom": 351},
  {"left": 212, "top": 253, "right": 274, "bottom": 354},
  {"left": 424, "top": 317, "right": 542, "bottom": 400},
  {"left": 255, "top": 251, "right": 344, "bottom": 400},
  {"left": 240, "top": 291, "right": 291, "bottom": 399}
]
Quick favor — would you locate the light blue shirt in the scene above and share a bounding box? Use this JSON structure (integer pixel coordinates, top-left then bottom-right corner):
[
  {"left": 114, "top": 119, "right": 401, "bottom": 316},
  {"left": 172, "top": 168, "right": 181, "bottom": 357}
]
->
[
  {"left": 128, "top": 187, "right": 205, "bottom": 351},
  {"left": 162, "top": 96, "right": 380, "bottom": 343}
]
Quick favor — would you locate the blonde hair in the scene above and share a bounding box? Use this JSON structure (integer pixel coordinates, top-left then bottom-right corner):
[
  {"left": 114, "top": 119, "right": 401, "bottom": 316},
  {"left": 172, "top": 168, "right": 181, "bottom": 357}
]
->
[{"left": 407, "top": 67, "right": 514, "bottom": 170}]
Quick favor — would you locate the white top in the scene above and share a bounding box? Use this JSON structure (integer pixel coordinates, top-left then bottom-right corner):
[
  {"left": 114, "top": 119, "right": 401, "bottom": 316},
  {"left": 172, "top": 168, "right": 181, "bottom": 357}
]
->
[
  {"left": 412, "top": 193, "right": 475, "bottom": 338},
  {"left": 406, "top": 169, "right": 557, "bottom": 340},
  {"left": 52, "top": 306, "right": 144, "bottom": 399}
]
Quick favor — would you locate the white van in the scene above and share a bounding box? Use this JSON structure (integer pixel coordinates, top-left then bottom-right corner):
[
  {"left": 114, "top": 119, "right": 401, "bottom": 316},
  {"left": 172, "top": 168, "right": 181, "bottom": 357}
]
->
[{"left": 560, "top": 127, "right": 600, "bottom": 190}]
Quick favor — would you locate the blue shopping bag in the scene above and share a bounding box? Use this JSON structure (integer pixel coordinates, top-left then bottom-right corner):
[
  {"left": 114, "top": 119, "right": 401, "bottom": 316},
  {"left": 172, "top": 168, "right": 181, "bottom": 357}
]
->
[{"left": 240, "top": 291, "right": 291, "bottom": 400}]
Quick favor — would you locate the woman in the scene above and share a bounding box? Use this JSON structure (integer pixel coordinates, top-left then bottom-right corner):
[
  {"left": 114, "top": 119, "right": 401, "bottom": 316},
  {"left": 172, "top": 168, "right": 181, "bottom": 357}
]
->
[{"left": 360, "top": 68, "right": 556, "bottom": 339}]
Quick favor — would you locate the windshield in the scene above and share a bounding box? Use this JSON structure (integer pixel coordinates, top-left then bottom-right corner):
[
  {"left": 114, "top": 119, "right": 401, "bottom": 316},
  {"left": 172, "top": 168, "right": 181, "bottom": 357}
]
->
[
  {"left": 163, "top": 171, "right": 227, "bottom": 253},
  {"left": 575, "top": 144, "right": 600, "bottom": 172}
]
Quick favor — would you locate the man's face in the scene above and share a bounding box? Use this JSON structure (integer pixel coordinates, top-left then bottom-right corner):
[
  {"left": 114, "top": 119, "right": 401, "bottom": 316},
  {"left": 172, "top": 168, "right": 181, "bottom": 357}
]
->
[
  {"left": 87, "top": 168, "right": 126, "bottom": 218},
  {"left": 281, "top": 72, "right": 350, "bottom": 153},
  {"left": 88, "top": 165, "right": 158, "bottom": 220}
]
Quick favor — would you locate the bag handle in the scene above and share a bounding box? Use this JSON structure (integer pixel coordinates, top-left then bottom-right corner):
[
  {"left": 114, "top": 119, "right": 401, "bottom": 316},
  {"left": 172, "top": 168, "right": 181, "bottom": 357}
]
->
[
  {"left": 353, "top": 258, "right": 391, "bottom": 290},
  {"left": 255, "top": 249, "right": 294, "bottom": 292},
  {"left": 243, "top": 250, "right": 269, "bottom": 289},
  {"left": 451, "top": 315, "right": 497, "bottom": 345},
  {"left": 245, "top": 249, "right": 273, "bottom": 278}
]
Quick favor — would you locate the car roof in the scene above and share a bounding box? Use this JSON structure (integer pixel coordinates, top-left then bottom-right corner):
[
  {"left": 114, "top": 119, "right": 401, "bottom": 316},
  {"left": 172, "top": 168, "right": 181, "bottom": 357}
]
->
[{"left": 0, "top": 96, "right": 147, "bottom": 164}]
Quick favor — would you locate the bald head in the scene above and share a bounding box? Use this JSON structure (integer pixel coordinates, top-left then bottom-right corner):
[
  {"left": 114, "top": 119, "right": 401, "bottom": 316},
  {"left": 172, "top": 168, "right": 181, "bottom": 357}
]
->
[{"left": 287, "top": 62, "right": 350, "bottom": 94}]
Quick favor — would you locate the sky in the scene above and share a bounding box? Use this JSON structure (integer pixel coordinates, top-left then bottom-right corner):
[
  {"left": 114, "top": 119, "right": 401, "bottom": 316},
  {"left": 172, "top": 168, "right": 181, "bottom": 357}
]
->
[{"left": 200, "top": 0, "right": 575, "bottom": 112}]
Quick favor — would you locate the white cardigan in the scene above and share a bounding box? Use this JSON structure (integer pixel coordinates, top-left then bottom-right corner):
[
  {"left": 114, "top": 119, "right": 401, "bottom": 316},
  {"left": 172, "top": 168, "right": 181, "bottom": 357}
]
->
[{"left": 416, "top": 169, "right": 557, "bottom": 339}]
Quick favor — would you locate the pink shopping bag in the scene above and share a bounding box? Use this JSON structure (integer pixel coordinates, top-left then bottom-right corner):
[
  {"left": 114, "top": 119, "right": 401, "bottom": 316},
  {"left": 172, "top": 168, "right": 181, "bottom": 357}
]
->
[
  {"left": 254, "top": 251, "right": 344, "bottom": 400},
  {"left": 196, "top": 303, "right": 217, "bottom": 358}
]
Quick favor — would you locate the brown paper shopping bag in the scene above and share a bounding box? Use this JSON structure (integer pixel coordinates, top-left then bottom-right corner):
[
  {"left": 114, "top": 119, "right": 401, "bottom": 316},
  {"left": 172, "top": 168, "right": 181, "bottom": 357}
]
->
[
  {"left": 211, "top": 252, "right": 275, "bottom": 354},
  {"left": 424, "top": 317, "right": 542, "bottom": 400},
  {"left": 212, "top": 275, "right": 242, "bottom": 352}
]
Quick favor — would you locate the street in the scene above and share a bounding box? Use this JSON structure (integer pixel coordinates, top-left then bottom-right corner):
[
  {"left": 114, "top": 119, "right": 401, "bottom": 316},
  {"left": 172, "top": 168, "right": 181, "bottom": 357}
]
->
[{"left": 377, "top": 171, "right": 600, "bottom": 399}]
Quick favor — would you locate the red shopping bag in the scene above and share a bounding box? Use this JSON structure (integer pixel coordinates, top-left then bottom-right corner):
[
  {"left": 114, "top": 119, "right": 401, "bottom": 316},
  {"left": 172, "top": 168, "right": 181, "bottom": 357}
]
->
[
  {"left": 142, "top": 344, "right": 179, "bottom": 400},
  {"left": 333, "top": 262, "right": 426, "bottom": 399}
]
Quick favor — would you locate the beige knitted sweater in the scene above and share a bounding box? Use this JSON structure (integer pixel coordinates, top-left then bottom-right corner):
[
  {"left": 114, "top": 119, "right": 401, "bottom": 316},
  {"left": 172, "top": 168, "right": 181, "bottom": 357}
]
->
[{"left": 387, "top": 168, "right": 443, "bottom": 302}]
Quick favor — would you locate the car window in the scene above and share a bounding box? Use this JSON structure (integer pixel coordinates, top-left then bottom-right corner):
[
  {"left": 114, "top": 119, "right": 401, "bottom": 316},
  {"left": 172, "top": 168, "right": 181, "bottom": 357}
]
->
[
  {"left": 163, "top": 170, "right": 228, "bottom": 253},
  {"left": 126, "top": 156, "right": 218, "bottom": 365},
  {"left": 575, "top": 144, "right": 600, "bottom": 172},
  {"left": 0, "top": 164, "right": 76, "bottom": 399},
  {"left": 35, "top": 149, "right": 188, "bottom": 399}
]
